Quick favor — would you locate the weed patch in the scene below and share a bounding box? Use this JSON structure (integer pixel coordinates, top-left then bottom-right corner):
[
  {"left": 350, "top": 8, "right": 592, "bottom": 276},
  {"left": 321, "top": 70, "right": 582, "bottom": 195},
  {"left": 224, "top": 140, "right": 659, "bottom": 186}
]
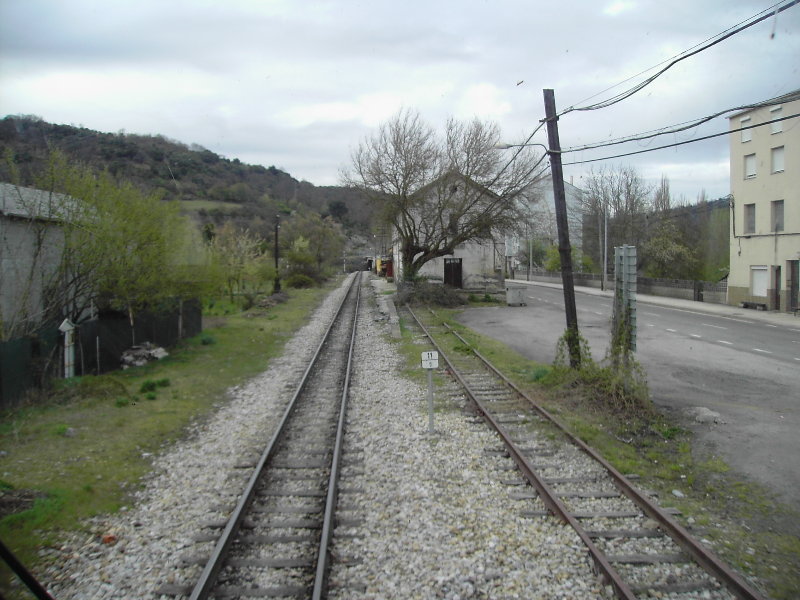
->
[{"left": 396, "top": 281, "right": 465, "bottom": 307}]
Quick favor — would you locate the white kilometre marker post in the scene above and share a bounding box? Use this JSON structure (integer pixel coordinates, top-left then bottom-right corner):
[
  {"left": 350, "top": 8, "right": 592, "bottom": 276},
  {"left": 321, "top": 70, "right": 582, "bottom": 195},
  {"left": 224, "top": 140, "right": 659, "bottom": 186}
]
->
[
  {"left": 59, "top": 319, "right": 76, "bottom": 379},
  {"left": 421, "top": 351, "right": 439, "bottom": 433}
]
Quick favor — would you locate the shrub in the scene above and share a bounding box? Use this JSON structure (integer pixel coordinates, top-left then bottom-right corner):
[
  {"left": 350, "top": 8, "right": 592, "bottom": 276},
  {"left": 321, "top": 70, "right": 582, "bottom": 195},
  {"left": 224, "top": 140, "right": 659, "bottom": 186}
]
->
[
  {"left": 285, "top": 273, "right": 315, "bottom": 289},
  {"left": 551, "top": 328, "right": 652, "bottom": 418},
  {"left": 529, "top": 366, "right": 550, "bottom": 382},
  {"left": 396, "top": 281, "right": 464, "bottom": 307}
]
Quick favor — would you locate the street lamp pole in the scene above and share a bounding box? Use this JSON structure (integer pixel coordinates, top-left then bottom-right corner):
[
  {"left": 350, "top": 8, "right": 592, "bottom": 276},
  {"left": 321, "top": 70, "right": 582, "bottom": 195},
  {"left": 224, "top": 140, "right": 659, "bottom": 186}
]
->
[
  {"left": 602, "top": 201, "right": 608, "bottom": 292},
  {"left": 274, "top": 215, "right": 281, "bottom": 293}
]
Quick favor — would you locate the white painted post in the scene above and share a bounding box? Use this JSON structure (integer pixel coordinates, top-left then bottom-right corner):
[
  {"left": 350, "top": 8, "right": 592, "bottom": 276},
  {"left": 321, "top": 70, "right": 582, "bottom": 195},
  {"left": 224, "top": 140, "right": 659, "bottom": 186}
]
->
[
  {"left": 421, "top": 351, "right": 439, "bottom": 433},
  {"left": 59, "top": 319, "right": 76, "bottom": 378}
]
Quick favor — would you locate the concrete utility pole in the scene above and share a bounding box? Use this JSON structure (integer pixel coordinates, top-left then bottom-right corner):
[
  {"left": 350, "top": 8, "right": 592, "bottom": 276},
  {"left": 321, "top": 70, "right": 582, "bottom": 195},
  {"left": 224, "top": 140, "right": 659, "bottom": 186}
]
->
[{"left": 543, "top": 89, "right": 581, "bottom": 368}]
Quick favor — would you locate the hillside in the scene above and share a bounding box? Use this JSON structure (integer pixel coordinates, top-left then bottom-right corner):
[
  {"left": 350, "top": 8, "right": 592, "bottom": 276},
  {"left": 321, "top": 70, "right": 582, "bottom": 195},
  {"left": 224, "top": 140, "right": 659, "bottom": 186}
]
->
[{"left": 0, "top": 114, "right": 373, "bottom": 235}]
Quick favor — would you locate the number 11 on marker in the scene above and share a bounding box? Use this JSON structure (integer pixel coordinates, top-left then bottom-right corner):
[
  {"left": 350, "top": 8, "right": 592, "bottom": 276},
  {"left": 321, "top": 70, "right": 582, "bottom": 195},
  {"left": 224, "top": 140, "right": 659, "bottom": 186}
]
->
[{"left": 421, "top": 351, "right": 438, "bottom": 369}]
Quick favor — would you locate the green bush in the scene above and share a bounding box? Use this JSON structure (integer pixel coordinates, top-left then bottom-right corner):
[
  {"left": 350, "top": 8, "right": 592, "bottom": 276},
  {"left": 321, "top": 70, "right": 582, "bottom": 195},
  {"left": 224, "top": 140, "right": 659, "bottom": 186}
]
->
[
  {"left": 285, "top": 273, "right": 315, "bottom": 289},
  {"left": 550, "top": 328, "right": 652, "bottom": 418},
  {"left": 530, "top": 366, "right": 550, "bottom": 382},
  {"left": 396, "top": 281, "right": 464, "bottom": 307}
]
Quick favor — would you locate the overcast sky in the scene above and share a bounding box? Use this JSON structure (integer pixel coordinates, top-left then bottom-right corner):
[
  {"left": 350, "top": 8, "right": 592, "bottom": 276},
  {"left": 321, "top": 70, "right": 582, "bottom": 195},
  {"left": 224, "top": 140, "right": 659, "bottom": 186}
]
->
[{"left": 1, "top": 0, "right": 798, "bottom": 202}]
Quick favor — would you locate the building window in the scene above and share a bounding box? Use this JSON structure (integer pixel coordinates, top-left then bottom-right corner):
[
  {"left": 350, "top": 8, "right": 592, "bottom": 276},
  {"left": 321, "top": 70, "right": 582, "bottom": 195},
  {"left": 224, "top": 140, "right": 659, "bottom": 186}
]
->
[
  {"left": 740, "top": 116, "right": 752, "bottom": 142},
  {"left": 751, "top": 266, "right": 768, "bottom": 297},
  {"left": 770, "top": 106, "right": 782, "bottom": 134},
  {"left": 771, "top": 146, "right": 784, "bottom": 173},
  {"left": 744, "top": 153, "right": 756, "bottom": 179},
  {"left": 744, "top": 203, "right": 756, "bottom": 234},
  {"left": 772, "top": 200, "right": 784, "bottom": 232}
]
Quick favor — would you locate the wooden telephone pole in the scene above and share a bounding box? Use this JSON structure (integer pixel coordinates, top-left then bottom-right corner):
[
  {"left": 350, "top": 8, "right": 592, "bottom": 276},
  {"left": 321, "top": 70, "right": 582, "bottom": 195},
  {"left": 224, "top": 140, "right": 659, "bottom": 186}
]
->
[{"left": 543, "top": 89, "right": 581, "bottom": 367}]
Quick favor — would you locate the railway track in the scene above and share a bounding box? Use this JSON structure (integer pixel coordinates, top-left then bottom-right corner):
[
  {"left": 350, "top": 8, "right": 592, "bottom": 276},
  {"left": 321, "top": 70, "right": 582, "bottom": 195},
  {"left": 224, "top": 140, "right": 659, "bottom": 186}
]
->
[
  {"left": 158, "top": 272, "right": 362, "bottom": 599},
  {"left": 401, "top": 304, "right": 765, "bottom": 600}
]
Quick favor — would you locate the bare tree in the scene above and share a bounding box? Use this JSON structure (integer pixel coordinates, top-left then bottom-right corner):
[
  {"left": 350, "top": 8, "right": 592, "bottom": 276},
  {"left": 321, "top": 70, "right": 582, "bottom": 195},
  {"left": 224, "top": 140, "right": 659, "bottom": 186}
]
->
[
  {"left": 342, "top": 109, "right": 545, "bottom": 281},
  {"left": 579, "top": 165, "right": 653, "bottom": 272},
  {"left": 653, "top": 174, "right": 671, "bottom": 213}
]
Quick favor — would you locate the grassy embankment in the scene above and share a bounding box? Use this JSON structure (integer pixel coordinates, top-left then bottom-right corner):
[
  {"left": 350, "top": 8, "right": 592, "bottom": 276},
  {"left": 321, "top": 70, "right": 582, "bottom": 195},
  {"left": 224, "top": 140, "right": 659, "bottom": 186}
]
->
[
  {"left": 0, "top": 283, "right": 335, "bottom": 596},
  {"left": 395, "top": 302, "right": 799, "bottom": 600}
]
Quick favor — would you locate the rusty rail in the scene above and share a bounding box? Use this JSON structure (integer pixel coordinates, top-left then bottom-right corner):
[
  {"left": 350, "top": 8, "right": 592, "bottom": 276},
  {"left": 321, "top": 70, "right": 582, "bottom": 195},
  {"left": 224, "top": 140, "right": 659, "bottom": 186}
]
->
[{"left": 406, "top": 304, "right": 765, "bottom": 600}]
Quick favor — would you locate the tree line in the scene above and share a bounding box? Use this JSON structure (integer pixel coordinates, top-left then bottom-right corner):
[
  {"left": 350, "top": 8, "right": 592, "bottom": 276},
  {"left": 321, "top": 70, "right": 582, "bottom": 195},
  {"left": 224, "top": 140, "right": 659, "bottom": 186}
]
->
[
  {"left": 1, "top": 151, "right": 345, "bottom": 341},
  {"left": 577, "top": 169, "right": 729, "bottom": 282}
]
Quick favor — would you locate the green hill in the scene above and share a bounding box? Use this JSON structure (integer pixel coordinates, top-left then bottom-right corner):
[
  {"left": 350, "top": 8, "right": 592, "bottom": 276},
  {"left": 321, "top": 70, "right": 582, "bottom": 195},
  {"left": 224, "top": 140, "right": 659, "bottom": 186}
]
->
[{"left": 0, "top": 114, "right": 373, "bottom": 236}]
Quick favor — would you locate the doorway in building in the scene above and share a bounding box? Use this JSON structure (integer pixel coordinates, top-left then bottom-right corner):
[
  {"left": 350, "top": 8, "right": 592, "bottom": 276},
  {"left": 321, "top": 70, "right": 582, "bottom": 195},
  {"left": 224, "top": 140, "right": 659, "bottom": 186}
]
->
[
  {"left": 789, "top": 260, "right": 799, "bottom": 312},
  {"left": 774, "top": 265, "right": 782, "bottom": 311},
  {"left": 444, "top": 258, "right": 463, "bottom": 288}
]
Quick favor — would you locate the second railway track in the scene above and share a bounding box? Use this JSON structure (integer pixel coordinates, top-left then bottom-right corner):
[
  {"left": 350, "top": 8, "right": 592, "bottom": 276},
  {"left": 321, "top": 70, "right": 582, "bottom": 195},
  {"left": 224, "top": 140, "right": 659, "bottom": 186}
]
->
[{"left": 401, "top": 303, "right": 765, "bottom": 600}]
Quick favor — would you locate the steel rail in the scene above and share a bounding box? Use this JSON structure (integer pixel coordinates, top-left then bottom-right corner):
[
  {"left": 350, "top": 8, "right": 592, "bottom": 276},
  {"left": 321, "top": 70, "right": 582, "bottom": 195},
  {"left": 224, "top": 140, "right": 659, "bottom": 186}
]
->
[
  {"left": 0, "top": 538, "right": 56, "bottom": 600},
  {"left": 428, "top": 308, "right": 765, "bottom": 600},
  {"left": 405, "top": 305, "right": 636, "bottom": 599},
  {"left": 440, "top": 320, "right": 765, "bottom": 600},
  {"left": 312, "top": 273, "right": 361, "bottom": 599},
  {"left": 188, "top": 273, "right": 360, "bottom": 600}
]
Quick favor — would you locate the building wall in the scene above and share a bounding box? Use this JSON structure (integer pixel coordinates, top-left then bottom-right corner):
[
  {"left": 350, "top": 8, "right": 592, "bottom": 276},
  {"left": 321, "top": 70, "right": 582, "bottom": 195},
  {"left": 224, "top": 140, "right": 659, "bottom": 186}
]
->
[
  {"left": 417, "top": 240, "right": 505, "bottom": 290},
  {"left": 507, "top": 176, "right": 585, "bottom": 264},
  {"left": 393, "top": 238, "right": 505, "bottom": 291},
  {"left": 1, "top": 184, "right": 66, "bottom": 338},
  {"left": 728, "top": 94, "right": 800, "bottom": 311}
]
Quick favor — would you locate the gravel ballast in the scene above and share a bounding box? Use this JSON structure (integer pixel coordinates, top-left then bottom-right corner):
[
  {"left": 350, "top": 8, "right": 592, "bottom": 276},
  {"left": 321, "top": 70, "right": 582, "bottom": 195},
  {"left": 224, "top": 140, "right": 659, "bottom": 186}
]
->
[{"left": 34, "top": 276, "right": 607, "bottom": 598}]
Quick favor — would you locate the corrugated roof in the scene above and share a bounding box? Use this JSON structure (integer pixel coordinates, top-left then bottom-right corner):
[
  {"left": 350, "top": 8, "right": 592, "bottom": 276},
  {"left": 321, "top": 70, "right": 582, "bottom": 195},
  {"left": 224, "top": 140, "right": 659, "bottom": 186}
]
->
[{"left": 0, "top": 182, "right": 71, "bottom": 222}]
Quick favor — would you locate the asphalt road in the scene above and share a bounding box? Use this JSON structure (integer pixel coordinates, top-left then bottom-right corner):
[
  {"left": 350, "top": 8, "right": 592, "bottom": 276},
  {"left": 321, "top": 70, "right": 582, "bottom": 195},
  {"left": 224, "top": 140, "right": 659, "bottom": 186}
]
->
[{"left": 456, "top": 281, "right": 800, "bottom": 507}]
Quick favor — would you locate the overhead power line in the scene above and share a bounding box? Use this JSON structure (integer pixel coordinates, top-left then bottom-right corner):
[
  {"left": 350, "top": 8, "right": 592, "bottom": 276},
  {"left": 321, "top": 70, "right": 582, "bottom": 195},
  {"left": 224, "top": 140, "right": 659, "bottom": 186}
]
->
[
  {"left": 561, "top": 90, "right": 800, "bottom": 154},
  {"left": 560, "top": 0, "right": 800, "bottom": 115},
  {"left": 561, "top": 112, "right": 799, "bottom": 166}
]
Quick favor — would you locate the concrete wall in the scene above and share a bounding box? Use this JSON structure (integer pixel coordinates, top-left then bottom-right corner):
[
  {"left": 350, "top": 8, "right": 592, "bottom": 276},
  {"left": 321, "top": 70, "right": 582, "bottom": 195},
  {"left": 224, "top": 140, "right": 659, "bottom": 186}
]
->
[{"left": 0, "top": 214, "right": 64, "bottom": 338}]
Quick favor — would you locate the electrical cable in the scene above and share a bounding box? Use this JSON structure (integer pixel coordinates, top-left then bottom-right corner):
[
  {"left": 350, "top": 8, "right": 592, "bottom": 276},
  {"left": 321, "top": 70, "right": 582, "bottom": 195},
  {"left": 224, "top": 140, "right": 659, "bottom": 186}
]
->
[
  {"left": 560, "top": 0, "right": 800, "bottom": 115},
  {"left": 561, "top": 111, "right": 799, "bottom": 165},
  {"left": 562, "top": 1, "right": 787, "bottom": 111},
  {"left": 561, "top": 90, "right": 800, "bottom": 153},
  {"left": 487, "top": 119, "right": 547, "bottom": 191}
]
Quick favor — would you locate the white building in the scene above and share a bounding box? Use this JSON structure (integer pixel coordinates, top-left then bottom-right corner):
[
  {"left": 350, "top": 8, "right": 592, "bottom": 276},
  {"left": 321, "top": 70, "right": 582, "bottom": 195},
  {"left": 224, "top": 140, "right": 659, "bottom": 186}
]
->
[{"left": 728, "top": 91, "right": 800, "bottom": 311}]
